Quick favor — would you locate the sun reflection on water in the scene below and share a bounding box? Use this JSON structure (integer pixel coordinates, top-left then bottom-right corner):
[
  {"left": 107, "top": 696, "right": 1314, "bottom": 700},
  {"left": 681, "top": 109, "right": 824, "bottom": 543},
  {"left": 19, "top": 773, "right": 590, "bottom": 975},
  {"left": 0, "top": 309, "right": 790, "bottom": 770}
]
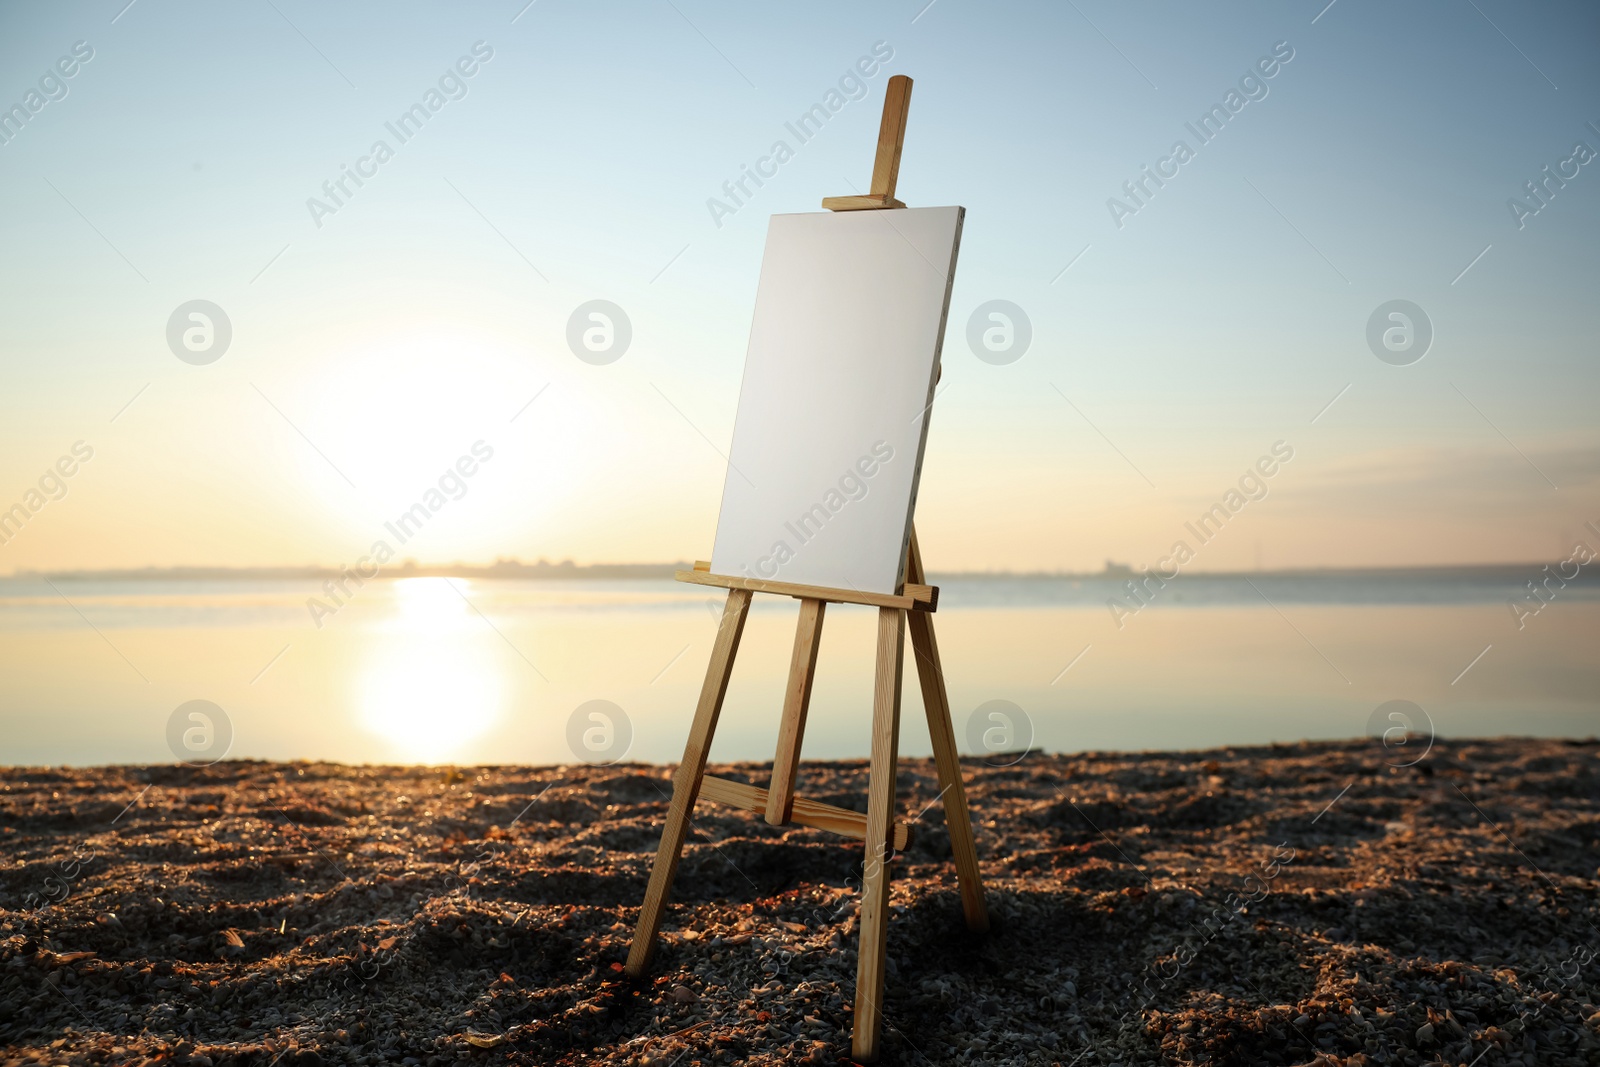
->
[{"left": 358, "top": 577, "right": 502, "bottom": 762}]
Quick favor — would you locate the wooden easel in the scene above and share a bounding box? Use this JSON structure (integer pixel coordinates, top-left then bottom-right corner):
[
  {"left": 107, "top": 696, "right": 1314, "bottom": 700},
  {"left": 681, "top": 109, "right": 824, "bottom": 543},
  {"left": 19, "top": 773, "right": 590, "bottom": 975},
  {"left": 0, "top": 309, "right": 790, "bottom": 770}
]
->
[{"left": 625, "top": 75, "right": 988, "bottom": 1064}]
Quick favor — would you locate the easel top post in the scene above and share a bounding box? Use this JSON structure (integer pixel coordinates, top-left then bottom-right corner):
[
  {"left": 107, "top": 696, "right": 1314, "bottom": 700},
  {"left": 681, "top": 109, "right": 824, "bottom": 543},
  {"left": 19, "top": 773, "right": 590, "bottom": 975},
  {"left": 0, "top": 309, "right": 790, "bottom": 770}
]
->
[
  {"left": 821, "top": 74, "right": 912, "bottom": 211},
  {"left": 869, "top": 75, "right": 912, "bottom": 200}
]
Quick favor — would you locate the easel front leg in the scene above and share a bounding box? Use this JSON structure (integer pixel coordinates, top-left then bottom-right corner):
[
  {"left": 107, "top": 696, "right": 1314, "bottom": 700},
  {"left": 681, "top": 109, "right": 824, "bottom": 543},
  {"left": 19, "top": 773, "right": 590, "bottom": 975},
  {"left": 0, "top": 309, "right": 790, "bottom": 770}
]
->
[
  {"left": 626, "top": 588, "right": 752, "bottom": 977},
  {"left": 907, "top": 529, "right": 989, "bottom": 932},
  {"left": 853, "top": 606, "right": 905, "bottom": 1063}
]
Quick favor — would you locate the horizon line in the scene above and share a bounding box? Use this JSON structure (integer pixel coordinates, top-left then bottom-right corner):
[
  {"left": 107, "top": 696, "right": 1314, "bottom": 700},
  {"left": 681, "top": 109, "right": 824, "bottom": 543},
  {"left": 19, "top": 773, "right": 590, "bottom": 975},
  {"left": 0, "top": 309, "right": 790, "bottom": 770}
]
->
[{"left": 5, "top": 557, "right": 1583, "bottom": 581}]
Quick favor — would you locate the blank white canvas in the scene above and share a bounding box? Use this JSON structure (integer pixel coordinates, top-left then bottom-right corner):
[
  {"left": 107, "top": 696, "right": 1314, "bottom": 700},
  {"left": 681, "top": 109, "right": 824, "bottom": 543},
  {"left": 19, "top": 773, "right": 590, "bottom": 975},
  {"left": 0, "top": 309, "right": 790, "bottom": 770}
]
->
[{"left": 710, "top": 206, "right": 964, "bottom": 595}]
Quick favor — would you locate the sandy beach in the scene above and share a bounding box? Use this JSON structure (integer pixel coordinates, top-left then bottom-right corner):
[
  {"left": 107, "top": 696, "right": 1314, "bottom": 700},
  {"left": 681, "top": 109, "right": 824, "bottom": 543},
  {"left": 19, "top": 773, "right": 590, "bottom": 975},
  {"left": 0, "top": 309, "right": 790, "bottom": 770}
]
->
[{"left": 3, "top": 737, "right": 1597, "bottom": 1066}]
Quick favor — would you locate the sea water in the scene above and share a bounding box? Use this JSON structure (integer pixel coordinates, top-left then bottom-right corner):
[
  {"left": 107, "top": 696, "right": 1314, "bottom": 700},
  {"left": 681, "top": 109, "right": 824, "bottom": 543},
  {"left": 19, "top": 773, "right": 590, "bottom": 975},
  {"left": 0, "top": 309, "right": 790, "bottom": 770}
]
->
[{"left": 0, "top": 573, "right": 1594, "bottom": 766}]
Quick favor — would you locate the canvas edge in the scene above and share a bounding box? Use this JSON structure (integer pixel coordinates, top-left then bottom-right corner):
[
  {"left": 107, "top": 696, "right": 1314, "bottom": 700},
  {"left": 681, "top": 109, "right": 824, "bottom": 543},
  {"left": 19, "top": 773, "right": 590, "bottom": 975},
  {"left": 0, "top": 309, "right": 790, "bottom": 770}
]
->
[
  {"left": 707, "top": 213, "right": 784, "bottom": 580},
  {"left": 893, "top": 205, "right": 966, "bottom": 592}
]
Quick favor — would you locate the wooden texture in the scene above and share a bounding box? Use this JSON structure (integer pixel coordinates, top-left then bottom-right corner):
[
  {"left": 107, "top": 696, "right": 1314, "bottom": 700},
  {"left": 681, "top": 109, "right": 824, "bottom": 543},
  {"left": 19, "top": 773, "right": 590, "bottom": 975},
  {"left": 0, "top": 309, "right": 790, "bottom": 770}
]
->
[
  {"left": 870, "top": 75, "right": 912, "bottom": 200},
  {"left": 675, "top": 568, "right": 936, "bottom": 612},
  {"left": 698, "top": 774, "right": 911, "bottom": 851},
  {"left": 625, "top": 588, "right": 752, "bottom": 976},
  {"left": 853, "top": 606, "right": 905, "bottom": 1062},
  {"left": 822, "top": 75, "right": 913, "bottom": 212},
  {"left": 906, "top": 527, "right": 990, "bottom": 932},
  {"left": 819, "top": 194, "right": 906, "bottom": 211},
  {"left": 766, "top": 598, "right": 826, "bottom": 825}
]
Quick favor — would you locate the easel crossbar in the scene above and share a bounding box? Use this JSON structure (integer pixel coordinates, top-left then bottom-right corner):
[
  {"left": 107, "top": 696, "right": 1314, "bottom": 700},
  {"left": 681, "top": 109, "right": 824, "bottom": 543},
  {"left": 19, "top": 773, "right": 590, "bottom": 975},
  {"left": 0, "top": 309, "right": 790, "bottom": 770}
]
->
[{"left": 698, "top": 774, "right": 912, "bottom": 850}]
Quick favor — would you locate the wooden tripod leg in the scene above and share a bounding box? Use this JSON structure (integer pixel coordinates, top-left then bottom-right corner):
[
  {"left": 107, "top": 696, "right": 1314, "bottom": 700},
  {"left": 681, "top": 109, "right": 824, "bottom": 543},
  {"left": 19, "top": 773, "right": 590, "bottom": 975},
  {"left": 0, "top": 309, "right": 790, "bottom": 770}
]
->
[
  {"left": 626, "top": 587, "right": 753, "bottom": 977},
  {"left": 766, "top": 598, "right": 825, "bottom": 825},
  {"left": 853, "top": 606, "right": 905, "bottom": 1063},
  {"left": 907, "top": 528, "right": 989, "bottom": 932}
]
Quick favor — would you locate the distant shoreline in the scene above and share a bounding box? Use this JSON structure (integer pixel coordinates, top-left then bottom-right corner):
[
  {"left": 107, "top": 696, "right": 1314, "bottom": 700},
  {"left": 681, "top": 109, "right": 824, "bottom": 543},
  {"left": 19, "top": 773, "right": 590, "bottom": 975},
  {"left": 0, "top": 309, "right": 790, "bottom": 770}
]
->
[{"left": 7, "top": 559, "right": 1594, "bottom": 583}]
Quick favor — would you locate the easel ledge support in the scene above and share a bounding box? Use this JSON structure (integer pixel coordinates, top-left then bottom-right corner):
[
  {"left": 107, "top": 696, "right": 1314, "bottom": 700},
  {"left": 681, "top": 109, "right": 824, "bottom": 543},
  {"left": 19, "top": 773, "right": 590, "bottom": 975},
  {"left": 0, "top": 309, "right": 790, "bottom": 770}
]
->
[{"left": 678, "top": 566, "right": 937, "bottom": 612}]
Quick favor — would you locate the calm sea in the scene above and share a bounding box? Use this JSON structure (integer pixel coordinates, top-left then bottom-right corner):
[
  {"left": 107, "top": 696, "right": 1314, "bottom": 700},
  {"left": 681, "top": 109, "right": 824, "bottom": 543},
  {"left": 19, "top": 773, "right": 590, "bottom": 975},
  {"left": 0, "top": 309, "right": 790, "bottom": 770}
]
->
[{"left": 1, "top": 573, "right": 1594, "bottom": 766}]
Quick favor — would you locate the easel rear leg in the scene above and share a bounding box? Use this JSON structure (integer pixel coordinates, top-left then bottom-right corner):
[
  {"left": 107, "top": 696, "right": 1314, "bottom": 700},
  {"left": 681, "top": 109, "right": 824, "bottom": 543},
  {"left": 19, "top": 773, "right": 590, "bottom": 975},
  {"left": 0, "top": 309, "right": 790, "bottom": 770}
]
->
[
  {"left": 626, "top": 588, "right": 752, "bottom": 976},
  {"left": 907, "top": 529, "right": 989, "bottom": 931},
  {"left": 766, "top": 597, "right": 825, "bottom": 825}
]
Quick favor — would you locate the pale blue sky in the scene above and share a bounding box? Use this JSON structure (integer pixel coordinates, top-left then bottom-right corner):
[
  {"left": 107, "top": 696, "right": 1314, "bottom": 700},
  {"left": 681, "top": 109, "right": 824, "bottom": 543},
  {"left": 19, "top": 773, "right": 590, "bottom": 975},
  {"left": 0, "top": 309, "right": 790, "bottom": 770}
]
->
[{"left": 0, "top": 0, "right": 1596, "bottom": 573}]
